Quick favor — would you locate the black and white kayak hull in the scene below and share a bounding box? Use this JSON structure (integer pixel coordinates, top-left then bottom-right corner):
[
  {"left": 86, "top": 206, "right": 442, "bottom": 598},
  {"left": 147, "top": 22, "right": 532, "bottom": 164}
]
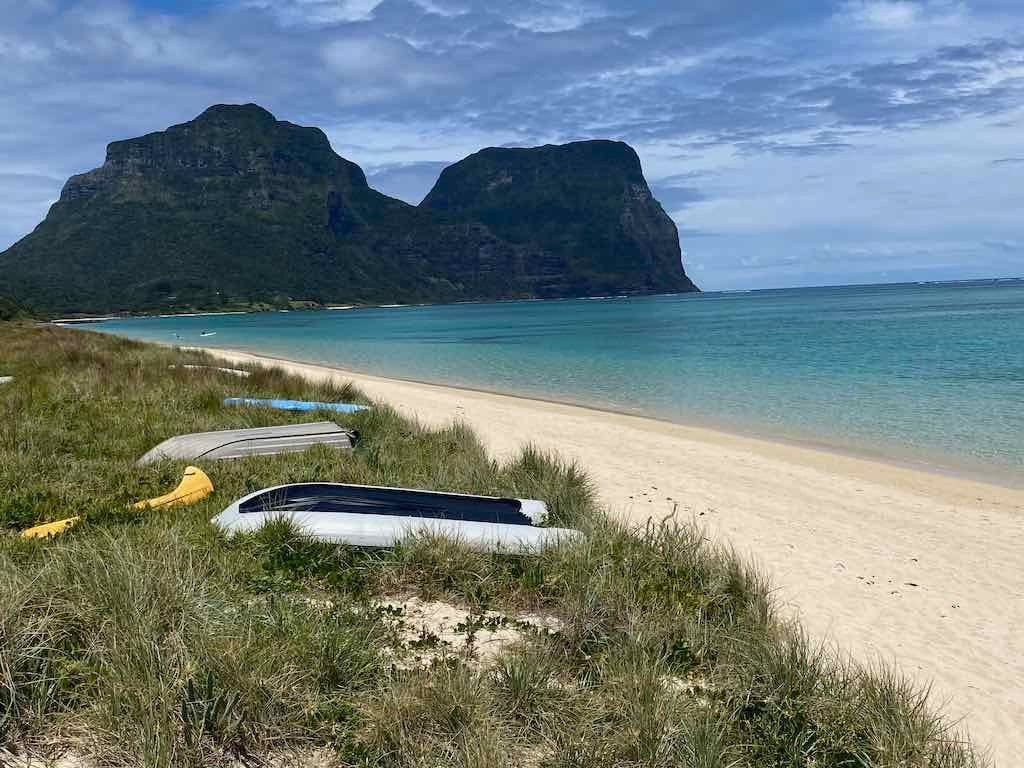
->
[{"left": 212, "top": 482, "right": 579, "bottom": 553}]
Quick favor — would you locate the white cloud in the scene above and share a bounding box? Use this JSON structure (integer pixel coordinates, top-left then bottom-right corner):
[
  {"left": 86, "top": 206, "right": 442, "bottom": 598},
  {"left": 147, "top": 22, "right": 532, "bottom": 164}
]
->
[
  {"left": 0, "top": 36, "right": 50, "bottom": 62},
  {"left": 243, "top": 0, "right": 385, "bottom": 25},
  {"left": 408, "top": 0, "right": 468, "bottom": 17},
  {"left": 44, "top": 4, "right": 254, "bottom": 76},
  {"left": 596, "top": 54, "right": 704, "bottom": 81},
  {"left": 838, "top": 0, "right": 966, "bottom": 31},
  {"left": 509, "top": 1, "right": 611, "bottom": 33},
  {"left": 322, "top": 118, "right": 522, "bottom": 164},
  {"left": 844, "top": 0, "right": 921, "bottom": 29},
  {"left": 321, "top": 36, "right": 453, "bottom": 103}
]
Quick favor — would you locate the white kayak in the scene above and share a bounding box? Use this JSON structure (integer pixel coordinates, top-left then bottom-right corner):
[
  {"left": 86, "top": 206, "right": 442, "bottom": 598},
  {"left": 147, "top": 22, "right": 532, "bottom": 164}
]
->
[{"left": 212, "top": 482, "right": 581, "bottom": 553}]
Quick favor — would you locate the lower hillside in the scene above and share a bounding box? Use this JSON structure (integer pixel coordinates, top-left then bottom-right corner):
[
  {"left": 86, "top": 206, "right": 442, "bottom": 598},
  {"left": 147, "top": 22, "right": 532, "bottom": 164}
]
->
[{"left": 0, "top": 323, "right": 983, "bottom": 767}]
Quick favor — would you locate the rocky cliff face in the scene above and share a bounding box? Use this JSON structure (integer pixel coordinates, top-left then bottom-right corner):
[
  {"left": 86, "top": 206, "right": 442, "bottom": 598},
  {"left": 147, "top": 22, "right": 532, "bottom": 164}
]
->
[
  {"left": 58, "top": 104, "right": 374, "bottom": 232},
  {"left": 422, "top": 141, "right": 695, "bottom": 296},
  {"left": 0, "top": 105, "right": 697, "bottom": 315}
]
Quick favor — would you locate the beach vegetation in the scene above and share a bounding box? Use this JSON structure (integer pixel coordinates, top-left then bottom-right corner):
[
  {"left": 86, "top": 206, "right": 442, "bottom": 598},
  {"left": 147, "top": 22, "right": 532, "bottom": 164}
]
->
[{"left": 0, "top": 322, "right": 985, "bottom": 766}]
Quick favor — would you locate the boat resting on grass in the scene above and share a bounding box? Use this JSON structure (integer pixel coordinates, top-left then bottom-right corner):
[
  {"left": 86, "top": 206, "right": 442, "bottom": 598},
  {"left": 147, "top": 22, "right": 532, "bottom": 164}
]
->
[
  {"left": 21, "top": 516, "right": 80, "bottom": 540},
  {"left": 23, "top": 467, "right": 214, "bottom": 540},
  {"left": 132, "top": 466, "right": 213, "bottom": 509},
  {"left": 224, "top": 397, "right": 368, "bottom": 414},
  {"left": 212, "top": 483, "right": 581, "bottom": 553},
  {"left": 138, "top": 421, "right": 357, "bottom": 465},
  {"left": 170, "top": 364, "right": 251, "bottom": 377}
]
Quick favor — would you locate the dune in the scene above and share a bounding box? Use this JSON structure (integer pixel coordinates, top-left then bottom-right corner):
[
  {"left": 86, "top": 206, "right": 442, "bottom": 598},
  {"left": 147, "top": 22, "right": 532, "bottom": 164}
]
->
[{"left": 203, "top": 347, "right": 1023, "bottom": 764}]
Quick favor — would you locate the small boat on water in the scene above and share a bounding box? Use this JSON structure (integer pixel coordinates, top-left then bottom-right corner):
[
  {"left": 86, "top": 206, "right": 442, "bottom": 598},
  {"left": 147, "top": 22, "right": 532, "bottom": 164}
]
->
[
  {"left": 200, "top": 331, "right": 217, "bottom": 337},
  {"left": 212, "top": 483, "right": 581, "bottom": 552}
]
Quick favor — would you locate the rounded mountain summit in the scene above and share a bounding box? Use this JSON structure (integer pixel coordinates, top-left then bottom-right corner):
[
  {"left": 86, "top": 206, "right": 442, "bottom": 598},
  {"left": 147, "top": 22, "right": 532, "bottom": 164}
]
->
[{"left": 0, "top": 104, "right": 698, "bottom": 315}]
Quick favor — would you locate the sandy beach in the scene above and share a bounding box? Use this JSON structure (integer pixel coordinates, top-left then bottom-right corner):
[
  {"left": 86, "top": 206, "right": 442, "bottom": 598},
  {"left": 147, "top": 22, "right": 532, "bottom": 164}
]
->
[{"left": 204, "top": 347, "right": 1022, "bottom": 764}]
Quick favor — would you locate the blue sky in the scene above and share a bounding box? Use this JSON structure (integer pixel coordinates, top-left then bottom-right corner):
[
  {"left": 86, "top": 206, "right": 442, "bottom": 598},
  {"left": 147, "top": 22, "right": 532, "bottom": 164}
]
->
[{"left": 1, "top": 0, "right": 1022, "bottom": 289}]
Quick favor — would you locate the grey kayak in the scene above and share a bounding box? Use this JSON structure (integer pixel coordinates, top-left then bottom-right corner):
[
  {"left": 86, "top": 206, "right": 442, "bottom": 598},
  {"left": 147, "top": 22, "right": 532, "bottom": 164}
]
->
[
  {"left": 212, "top": 482, "right": 580, "bottom": 553},
  {"left": 138, "top": 422, "right": 357, "bottom": 465},
  {"left": 170, "top": 364, "right": 251, "bottom": 377}
]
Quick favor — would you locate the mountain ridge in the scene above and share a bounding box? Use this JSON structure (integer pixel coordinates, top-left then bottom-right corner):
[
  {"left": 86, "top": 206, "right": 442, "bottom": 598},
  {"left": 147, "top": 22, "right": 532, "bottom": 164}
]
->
[{"left": 0, "top": 104, "right": 697, "bottom": 315}]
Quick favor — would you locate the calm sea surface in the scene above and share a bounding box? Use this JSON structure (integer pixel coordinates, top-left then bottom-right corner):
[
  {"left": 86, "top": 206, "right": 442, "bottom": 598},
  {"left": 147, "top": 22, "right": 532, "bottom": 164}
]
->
[{"left": 93, "top": 280, "right": 1024, "bottom": 483}]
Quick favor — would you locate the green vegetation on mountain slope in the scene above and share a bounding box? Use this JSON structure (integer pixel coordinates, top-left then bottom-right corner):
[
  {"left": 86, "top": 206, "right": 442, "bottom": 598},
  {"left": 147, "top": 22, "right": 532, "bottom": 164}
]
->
[{"left": 0, "top": 105, "right": 696, "bottom": 316}]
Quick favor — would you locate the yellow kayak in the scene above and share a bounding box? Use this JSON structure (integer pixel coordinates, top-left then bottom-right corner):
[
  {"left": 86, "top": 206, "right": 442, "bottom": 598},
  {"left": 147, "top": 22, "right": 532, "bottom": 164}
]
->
[
  {"left": 132, "top": 466, "right": 213, "bottom": 509},
  {"left": 21, "top": 516, "right": 81, "bottom": 539},
  {"left": 20, "top": 467, "right": 213, "bottom": 540}
]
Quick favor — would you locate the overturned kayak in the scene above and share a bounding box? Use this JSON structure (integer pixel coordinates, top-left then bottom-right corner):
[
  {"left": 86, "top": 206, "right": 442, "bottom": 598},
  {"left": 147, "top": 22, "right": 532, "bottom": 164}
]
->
[
  {"left": 171, "top": 364, "right": 251, "bottom": 377},
  {"left": 132, "top": 466, "right": 213, "bottom": 509},
  {"left": 224, "top": 397, "right": 367, "bottom": 414},
  {"left": 138, "top": 421, "right": 357, "bottom": 465},
  {"left": 21, "top": 516, "right": 80, "bottom": 540},
  {"left": 22, "top": 468, "right": 214, "bottom": 541},
  {"left": 212, "top": 483, "right": 580, "bottom": 552}
]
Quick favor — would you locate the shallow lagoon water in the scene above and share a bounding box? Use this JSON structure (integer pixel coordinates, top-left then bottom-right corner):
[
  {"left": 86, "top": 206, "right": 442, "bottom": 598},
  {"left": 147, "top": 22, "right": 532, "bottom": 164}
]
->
[{"left": 96, "top": 280, "right": 1024, "bottom": 482}]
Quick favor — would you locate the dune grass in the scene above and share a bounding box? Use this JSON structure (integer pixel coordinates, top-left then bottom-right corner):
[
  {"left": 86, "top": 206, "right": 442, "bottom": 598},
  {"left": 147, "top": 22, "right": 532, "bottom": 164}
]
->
[{"left": 0, "top": 322, "right": 984, "bottom": 767}]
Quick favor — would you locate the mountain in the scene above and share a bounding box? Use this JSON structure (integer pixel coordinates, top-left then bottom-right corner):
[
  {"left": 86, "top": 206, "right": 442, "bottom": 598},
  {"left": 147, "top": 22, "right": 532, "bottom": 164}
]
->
[
  {"left": 0, "top": 104, "right": 697, "bottom": 315},
  {"left": 422, "top": 141, "right": 693, "bottom": 296},
  {"left": 0, "top": 295, "right": 31, "bottom": 321}
]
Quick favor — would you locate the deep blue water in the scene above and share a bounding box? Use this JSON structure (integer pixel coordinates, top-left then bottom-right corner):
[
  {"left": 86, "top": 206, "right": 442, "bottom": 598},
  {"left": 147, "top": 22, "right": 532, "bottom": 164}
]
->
[{"left": 92, "top": 280, "right": 1024, "bottom": 482}]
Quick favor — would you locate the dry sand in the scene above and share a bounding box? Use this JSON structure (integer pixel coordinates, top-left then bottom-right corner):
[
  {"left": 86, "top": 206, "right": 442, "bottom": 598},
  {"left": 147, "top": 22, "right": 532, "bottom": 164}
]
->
[
  {"left": 376, "top": 595, "right": 563, "bottom": 669},
  {"left": 204, "top": 347, "right": 1023, "bottom": 764}
]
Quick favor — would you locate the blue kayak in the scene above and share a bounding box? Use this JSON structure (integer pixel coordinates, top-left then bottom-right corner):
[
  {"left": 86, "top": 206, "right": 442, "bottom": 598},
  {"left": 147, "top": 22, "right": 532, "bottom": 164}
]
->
[{"left": 224, "top": 397, "right": 367, "bottom": 414}]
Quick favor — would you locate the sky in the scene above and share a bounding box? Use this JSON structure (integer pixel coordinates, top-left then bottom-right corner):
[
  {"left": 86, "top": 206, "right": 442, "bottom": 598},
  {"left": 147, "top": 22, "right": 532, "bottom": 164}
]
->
[{"left": 1, "top": 0, "right": 1022, "bottom": 290}]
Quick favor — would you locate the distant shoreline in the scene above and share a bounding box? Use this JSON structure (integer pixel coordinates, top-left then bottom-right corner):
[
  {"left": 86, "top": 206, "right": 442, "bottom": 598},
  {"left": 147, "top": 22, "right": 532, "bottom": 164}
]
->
[
  {"left": 51, "top": 310, "right": 252, "bottom": 324},
  {"left": 47, "top": 292, "right": 696, "bottom": 324},
  {"left": 45, "top": 274, "right": 1024, "bottom": 323}
]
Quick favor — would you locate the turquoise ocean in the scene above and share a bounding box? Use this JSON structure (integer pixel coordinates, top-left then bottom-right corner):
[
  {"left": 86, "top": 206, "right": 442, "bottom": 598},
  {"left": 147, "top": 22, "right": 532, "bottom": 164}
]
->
[{"left": 94, "top": 280, "right": 1024, "bottom": 484}]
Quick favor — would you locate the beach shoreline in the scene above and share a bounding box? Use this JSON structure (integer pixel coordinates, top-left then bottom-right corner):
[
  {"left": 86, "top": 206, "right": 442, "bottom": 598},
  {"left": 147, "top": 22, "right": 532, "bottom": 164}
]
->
[
  {"left": 189, "top": 343, "right": 1023, "bottom": 492},
  {"left": 197, "top": 344, "right": 1023, "bottom": 764}
]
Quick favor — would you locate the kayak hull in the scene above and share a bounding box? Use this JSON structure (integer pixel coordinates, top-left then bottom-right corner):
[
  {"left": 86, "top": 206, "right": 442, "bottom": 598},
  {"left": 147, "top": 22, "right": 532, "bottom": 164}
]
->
[
  {"left": 213, "top": 508, "right": 578, "bottom": 551},
  {"left": 212, "top": 482, "right": 577, "bottom": 553},
  {"left": 138, "top": 422, "right": 357, "bottom": 465},
  {"left": 224, "top": 397, "right": 367, "bottom": 414},
  {"left": 132, "top": 466, "right": 214, "bottom": 509},
  {"left": 21, "top": 516, "right": 80, "bottom": 539}
]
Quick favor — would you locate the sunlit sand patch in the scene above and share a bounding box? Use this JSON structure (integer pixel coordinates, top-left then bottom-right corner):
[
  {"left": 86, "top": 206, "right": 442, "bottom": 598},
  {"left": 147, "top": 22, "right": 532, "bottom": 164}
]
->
[{"left": 375, "top": 595, "right": 562, "bottom": 668}]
